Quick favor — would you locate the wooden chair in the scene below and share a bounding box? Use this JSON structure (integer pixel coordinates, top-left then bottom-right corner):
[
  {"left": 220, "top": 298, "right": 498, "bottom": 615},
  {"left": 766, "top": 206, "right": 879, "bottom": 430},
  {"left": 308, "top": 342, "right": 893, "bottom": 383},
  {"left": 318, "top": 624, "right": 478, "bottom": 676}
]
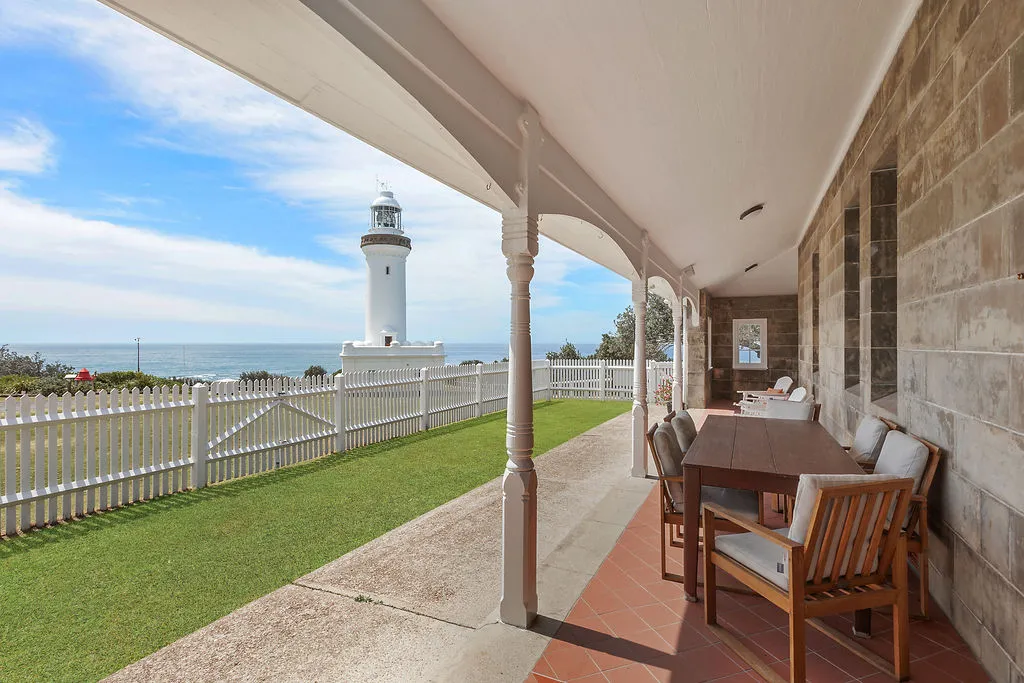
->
[
  {"left": 874, "top": 431, "right": 941, "bottom": 618},
  {"left": 646, "top": 420, "right": 764, "bottom": 584},
  {"left": 704, "top": 475, "right": 915, "bottom": 683}
]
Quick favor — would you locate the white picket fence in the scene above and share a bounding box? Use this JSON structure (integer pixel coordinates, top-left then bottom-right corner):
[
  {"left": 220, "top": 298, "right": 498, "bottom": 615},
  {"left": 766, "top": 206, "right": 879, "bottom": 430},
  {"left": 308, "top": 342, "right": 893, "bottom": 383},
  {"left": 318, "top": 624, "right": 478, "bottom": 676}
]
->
[
  {"left": 0, "top": 358, "right": 675, "bottom": 535},
  {"left": 550, "top": 359, "right": 674, "bottom": 401}
]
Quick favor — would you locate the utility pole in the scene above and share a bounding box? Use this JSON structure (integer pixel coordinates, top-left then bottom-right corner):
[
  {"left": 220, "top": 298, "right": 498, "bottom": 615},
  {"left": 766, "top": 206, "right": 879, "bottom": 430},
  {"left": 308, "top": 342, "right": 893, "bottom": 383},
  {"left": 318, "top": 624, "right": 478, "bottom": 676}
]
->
[{"left": 134, "top": 337, "right": 141, "bottom": 373}]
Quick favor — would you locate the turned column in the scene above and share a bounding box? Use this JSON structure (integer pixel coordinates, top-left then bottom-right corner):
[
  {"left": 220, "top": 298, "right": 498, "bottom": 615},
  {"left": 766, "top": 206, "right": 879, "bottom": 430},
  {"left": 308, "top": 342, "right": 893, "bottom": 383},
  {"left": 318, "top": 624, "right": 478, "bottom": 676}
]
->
[
  {"left": 672, "top": 296, "right": 684, "bottom": 412},
  {"left": 499, "top": 212, "right": 539, "bottom": 627},
  {"left": 631, "top": 275, "right": 648, "bottom": 478},
  {"left": 499, "top": 104, "right": 542, "bottom": 628}
]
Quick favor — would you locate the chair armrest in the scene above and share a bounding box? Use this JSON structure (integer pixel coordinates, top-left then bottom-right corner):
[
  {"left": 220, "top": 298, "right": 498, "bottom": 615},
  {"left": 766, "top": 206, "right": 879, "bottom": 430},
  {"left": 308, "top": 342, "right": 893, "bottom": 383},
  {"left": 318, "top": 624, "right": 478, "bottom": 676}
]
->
[
  {"left": 703, "top": 502, "right": 801, "bottom": 550},
  {"left": 911, "top": 494, "right": 927, "bottom": 504},
  {"left": 658, "top": 474, "right": 686, "bottom": 483}
]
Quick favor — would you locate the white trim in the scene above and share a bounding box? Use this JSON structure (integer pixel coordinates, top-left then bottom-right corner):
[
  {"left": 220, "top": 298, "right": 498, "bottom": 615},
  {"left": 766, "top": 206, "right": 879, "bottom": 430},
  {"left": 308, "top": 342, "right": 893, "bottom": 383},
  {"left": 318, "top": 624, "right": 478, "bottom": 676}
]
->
[{"left": 733, "top": 318, "right": 768, "bottom": 371}]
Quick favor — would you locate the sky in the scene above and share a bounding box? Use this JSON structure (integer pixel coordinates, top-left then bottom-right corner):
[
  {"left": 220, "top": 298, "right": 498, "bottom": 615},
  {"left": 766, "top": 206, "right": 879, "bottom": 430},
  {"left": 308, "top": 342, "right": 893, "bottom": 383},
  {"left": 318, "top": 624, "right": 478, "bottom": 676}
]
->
[{"left": 0, "top": 0, "right": 631, "bottom": 345}]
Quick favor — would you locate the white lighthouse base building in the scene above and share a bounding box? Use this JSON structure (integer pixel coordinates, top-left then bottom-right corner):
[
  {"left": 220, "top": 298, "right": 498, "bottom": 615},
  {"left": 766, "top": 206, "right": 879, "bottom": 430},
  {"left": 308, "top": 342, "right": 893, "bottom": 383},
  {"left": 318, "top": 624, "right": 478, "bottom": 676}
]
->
[{"left": 340, "top": 340, "right": 445, "bottom": 372}]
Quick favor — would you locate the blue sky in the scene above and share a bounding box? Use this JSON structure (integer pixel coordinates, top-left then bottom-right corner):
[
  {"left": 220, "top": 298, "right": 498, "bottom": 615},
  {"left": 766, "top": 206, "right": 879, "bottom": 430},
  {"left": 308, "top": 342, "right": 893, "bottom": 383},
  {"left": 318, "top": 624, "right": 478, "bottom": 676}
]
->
[{"left": 0, "top": 0, "right": 630, "bottom": 345}]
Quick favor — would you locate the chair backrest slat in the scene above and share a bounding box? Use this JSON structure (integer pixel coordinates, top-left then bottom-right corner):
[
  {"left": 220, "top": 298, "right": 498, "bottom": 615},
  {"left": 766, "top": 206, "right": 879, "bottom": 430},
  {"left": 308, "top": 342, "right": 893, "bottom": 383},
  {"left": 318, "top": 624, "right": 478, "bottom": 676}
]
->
[
  {"left": 859, "top": 489, "right": 895, "bottom": 577},
  {"left": 846, "top": 493, "right": 882, "bottom": 581},
  {"left": 811, "top": 500, "right": 845, "bottom": 584}
]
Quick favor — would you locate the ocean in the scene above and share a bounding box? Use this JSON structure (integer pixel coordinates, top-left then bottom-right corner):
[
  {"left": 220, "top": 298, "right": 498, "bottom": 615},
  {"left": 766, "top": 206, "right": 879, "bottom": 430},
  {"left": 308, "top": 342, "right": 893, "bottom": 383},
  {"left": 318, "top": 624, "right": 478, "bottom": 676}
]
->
[{"left": 8, "top": 343, "right": 599, "bottom": 381}]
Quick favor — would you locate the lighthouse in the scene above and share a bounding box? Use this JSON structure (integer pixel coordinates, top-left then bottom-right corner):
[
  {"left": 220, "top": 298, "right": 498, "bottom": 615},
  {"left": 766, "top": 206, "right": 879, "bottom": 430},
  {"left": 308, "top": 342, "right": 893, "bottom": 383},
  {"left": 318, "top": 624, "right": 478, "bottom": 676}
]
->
[{"left": 340, "top": 189, "right": 445, "bottom": 372}]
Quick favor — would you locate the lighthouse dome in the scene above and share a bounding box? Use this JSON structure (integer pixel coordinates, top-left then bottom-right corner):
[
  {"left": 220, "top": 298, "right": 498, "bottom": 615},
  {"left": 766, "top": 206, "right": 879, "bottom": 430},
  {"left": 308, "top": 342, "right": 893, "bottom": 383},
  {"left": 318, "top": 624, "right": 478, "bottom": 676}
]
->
[{"left": 370, "top": 190, "right": 401, "bottom": 210}]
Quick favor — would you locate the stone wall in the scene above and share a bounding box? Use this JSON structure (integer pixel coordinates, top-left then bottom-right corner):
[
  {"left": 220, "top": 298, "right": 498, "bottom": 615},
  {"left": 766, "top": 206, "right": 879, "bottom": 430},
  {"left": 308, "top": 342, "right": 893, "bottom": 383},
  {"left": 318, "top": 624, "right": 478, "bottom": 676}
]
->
[
  {"left": 685, "top": 290, "right": 710, "bottom": 408},
  {"left": 797, "top": 1, "right": 1024, "bottom": 679},
  {"left": 708, "top": 296, "right": 799, "bottom": 400}
]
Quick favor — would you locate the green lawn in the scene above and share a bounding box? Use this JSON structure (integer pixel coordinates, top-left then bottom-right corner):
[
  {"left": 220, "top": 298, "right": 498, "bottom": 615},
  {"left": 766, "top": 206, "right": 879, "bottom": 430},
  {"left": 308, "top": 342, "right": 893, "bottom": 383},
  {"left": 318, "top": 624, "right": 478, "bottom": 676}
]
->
[{"left": 0, "top": 399, "right": 629, "bottom": 683}]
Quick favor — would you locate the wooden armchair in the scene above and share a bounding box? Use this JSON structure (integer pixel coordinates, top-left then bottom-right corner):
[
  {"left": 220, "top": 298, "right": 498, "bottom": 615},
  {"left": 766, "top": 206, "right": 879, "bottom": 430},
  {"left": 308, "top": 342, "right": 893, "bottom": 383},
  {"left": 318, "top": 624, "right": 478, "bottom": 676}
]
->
[
  {"left": 704, "top": 475, "right": 915, "bottom": 683},
  {"left": 646, "top": 420, "right": 764, "bottom": 584}
]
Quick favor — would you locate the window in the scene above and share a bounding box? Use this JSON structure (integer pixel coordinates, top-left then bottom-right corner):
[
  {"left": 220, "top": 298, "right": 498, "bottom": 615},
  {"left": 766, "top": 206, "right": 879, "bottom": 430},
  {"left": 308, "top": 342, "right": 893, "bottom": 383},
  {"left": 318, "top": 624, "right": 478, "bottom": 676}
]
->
[
  {"left": 384, "top": 335, "right": 393, "bottom": 346},
  {"left": 385, "top": 266, "right": 390, "bottom": 275},
  {"left": 733, "top": 318, "right": 767, "bottom": 370}
]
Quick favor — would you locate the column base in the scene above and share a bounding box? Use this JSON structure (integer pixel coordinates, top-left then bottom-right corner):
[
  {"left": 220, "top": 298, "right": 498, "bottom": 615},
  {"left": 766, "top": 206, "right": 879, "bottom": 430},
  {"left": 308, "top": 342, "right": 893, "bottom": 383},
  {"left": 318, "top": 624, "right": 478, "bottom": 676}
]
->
[
  {"left": 499, "top": 466, "right": 538, "bottom": 628},
  {"left": 630, "top": 401, "right": 648, "bottom": 478}
]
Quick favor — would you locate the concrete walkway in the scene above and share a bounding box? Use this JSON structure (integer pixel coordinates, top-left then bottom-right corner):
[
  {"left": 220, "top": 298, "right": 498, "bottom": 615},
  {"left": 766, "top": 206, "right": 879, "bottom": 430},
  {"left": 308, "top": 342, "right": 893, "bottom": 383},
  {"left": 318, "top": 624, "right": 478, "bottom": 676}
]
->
[{"left": 106, "top": 410, "right": 655, "bottom": 683}]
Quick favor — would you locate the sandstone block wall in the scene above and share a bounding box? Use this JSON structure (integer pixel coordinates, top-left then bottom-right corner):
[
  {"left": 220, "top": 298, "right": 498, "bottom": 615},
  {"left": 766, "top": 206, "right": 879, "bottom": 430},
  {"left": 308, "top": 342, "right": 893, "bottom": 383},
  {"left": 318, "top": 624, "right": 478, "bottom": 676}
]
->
[{"left": 798, "top": 1, "right": 1024, "bottom": 679}]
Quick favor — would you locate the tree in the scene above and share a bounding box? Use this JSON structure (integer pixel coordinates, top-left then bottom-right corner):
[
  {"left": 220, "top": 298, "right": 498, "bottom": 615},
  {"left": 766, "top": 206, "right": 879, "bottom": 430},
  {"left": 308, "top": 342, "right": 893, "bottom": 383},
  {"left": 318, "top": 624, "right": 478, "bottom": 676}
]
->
[
  {"left": 459, "top": 359, "right": 483, "bottom": 365},
  {"left": 592, "top": 290, "right": 674, "bottom": 361},
  {"left": 0, "top": 345, "right": 73, "bottom": 378},
  {"left": 545, "top": 341, "right": 583, "bottom": 361}
]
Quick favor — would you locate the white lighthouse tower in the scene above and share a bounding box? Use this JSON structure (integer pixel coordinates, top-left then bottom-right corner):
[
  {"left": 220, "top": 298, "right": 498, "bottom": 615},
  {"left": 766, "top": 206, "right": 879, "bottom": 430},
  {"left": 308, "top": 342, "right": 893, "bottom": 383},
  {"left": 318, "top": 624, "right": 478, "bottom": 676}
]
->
[{"left": 340, "top": 189, "right": 445, "bottom": 372}]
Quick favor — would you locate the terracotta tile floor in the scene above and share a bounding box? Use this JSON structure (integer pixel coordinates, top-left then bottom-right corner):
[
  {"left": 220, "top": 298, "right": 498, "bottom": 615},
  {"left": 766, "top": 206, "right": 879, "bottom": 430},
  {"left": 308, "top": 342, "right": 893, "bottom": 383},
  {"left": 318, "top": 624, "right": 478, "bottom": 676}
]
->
[{"left": 526, "top": 407, "right": 991, "bottom": 683}]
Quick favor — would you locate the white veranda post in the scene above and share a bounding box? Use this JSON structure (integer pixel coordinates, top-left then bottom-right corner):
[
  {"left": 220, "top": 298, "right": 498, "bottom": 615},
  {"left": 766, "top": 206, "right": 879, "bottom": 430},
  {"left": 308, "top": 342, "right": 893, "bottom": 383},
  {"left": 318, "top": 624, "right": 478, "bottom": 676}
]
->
[
  {"left": 500, "top": 105, "right": 542, "bottom": 628},
  {"left": 630, "top": 259, "right": 648, "bottom": 478},
  {"left": 672, "top": 295, "right": 684, "bottom": 412}
]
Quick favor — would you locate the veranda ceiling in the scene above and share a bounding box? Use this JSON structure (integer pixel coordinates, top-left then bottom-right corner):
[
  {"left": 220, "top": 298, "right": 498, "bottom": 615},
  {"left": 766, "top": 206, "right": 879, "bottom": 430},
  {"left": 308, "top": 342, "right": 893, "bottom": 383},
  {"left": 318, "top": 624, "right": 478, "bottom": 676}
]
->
[{"left": 100, "top": 0, "right": 918, "bottom": 301}]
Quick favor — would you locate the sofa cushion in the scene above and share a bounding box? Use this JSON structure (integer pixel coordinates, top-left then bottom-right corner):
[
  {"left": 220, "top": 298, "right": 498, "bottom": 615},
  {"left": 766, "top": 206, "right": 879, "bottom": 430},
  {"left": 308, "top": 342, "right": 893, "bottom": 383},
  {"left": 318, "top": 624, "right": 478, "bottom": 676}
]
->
[
  {"left": 850, "top": 416, "right": 889, "bottom": 465},
  {"left": 672, "top": 486, "right": 760, "bottom": 521},
  {"left": 874, "top": 431, "right": 929, "bottom": 494},
  {"left": 652, "top": 421, "right": 685, "bottom": 505},
  {"left": 670, "top": 411, "right": 698, "bottom": 451}
]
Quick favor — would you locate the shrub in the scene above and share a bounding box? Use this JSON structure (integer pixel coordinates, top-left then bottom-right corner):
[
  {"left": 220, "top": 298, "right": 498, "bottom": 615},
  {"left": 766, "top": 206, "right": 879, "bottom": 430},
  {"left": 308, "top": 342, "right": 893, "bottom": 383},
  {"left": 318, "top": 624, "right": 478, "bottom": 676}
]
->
[
  {"left": 238, "top": 370, "right": 287, "bottom": 383},
  {"left": 459, "top": 360, "right": 483, "bottom": 366},
  {"left": 239, "top": 370, "right": 272, "bottom": 383},
  {"left": 0, "top": 374, "right": 41, "bottom": 395},
  {"left": 34, "top": 376, "right": 72, "bottom": 396},
  {"left": 303, "top": 365, "right": 327, "bottom": 378}
]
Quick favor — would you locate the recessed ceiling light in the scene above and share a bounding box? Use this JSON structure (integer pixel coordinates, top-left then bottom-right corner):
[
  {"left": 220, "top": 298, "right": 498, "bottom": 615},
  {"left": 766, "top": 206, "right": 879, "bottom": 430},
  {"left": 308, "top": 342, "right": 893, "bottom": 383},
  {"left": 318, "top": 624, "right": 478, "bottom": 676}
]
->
[{"left": 739, "top": 203, "right": 765, "bottom": 220}]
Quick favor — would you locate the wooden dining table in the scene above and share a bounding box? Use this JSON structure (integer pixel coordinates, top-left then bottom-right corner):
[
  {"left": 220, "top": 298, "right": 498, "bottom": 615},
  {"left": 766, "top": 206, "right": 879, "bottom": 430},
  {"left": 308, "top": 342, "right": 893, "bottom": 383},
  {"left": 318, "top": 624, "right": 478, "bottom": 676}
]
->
[{"left": 681, "top": 415, "right": 872, "bottom": 629}]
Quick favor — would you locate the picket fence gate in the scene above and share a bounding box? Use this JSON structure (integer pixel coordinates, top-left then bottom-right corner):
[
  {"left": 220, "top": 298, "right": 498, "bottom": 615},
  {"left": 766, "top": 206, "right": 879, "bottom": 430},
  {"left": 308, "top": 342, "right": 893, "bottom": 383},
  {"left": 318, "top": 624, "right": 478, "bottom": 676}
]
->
[{"left": 0, "top": 358, "right": 675, "bottom": 535}]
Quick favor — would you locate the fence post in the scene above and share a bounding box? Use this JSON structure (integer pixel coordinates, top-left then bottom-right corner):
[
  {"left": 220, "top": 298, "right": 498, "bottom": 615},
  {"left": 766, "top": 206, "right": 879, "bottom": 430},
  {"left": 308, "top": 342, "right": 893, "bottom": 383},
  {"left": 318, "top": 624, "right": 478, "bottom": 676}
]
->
[
  {"left": 420, "top": 367, "right": 430, "bottom": 431},
  {"left": 599, "top": 360, "right": 607, "bottom": 401},
  {"left": 475, "top": 363, "right": 484, "bottom": 417},
  {"left": 334, "top": 373, "right": 347, "bottom": 453},
  {"left": 190, "top": 383, "right": 209, "bottom": 489}
]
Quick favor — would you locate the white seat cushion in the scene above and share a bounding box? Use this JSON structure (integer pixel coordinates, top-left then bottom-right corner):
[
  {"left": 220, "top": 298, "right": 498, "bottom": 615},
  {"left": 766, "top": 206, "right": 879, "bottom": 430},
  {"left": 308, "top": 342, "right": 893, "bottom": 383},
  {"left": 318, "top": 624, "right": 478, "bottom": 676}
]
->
[
  {"left": 874, "top": 431, "right": 929, "bottom": 493},
  {"left": 850, "top": 416, "right": 889, "bottom": 465},
  {"left": 672, "top": 485, "right": 760, "bottom": 521},
  {"left": 715, "top": 527, "right": 791, "bottom": 590},
  {"left": 765, "top": 400, "right": 813, "bottom": 421},
  {"left": 670, "top": 412, "right": 698, "bottom": 450}
]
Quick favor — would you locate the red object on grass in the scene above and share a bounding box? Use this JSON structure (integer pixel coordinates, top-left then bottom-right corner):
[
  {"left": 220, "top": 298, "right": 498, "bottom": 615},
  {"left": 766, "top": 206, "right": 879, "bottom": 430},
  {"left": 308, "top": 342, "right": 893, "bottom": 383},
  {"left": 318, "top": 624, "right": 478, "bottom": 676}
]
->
[{"left": 74, "top": 368, "right": 95, "bottom": 382}]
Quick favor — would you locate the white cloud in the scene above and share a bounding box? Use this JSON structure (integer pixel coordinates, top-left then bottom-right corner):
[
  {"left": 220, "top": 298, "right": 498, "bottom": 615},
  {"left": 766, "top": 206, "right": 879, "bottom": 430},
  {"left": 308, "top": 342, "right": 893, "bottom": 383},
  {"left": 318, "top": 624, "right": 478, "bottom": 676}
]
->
[
  {"left": 0, "top": 0, "right": 623, "bottom": 342},
  {"left": 0, "top": 118, "right": 55, "bottom": 174},
  {"left": 0, "top": 186, "right": 362, "bottom": 332}
]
